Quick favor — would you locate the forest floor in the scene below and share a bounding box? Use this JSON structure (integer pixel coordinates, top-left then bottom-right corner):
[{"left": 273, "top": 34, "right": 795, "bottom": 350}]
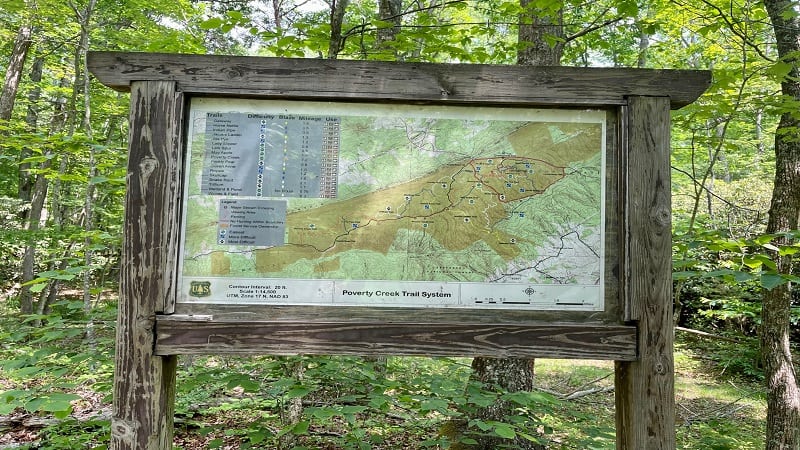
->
[{"left": 0, "top": 295, "right": 769, "bottom": 449}]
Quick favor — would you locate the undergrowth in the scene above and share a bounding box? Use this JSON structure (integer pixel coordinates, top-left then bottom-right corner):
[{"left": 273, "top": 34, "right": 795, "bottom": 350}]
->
[{"left": 0, "top": 296, "right": 767, "bottom": 449}]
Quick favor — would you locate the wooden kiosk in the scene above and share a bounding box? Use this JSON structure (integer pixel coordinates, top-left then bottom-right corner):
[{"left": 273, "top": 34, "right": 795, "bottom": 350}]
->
[{"left": 88, "top": 51, "right": 710, "bottom": 449}]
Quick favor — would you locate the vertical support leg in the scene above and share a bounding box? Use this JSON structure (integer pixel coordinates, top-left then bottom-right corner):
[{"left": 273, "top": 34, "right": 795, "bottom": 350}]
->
[
  {"left": 615, "top": 96, "right": 675, "bottom": 449},
  {"left": 112, "top": 81, "right": 183, "bottom": 450}
]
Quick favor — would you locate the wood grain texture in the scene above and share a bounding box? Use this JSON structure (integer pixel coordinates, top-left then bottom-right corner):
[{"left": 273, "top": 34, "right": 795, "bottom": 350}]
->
[
  {"left": 87, "top": 51, "right": 710, "bottom": 109},
  {"left": 170, "top": 303, "right": 614, "bottom": 326},
  {"left": 112, "top": 81, "right": 181, "bottom": 450},
  {"left": 155, "top": 317, "right": 637, "bottom": 360},
  {"left": 615, "top": 97, "right": 675, "bottom": 450}
]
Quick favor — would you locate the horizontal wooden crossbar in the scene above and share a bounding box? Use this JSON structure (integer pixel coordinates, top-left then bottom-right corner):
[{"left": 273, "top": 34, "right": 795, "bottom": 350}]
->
[
  {"left": 88, "top": 51, "right": 710, "bottom": 109},
  {"left": 155, "top": 316, "right": 638, "bottom": 360}
]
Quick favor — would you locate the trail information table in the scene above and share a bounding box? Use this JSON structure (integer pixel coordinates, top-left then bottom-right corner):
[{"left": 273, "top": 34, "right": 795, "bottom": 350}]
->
[{"left": 201, "top": 112, "right": 340, "bottom": 198}]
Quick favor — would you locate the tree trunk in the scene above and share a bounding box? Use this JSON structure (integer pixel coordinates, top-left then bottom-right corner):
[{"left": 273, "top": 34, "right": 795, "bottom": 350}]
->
[
  {"left": 327, "top": 0, "right": 350, "bottom": 59},
  {"left": 516, "top": 0, "right": 564, "bottom": 66},
  {"left": 18, "top": 56, "right": 43, "bottom": 208},
  {"left": 272, "top": 0, "right": 284, "bottom": 31},
  {"left": 76, "top": 0, "right": 98, "bottom": 345},
  {"left": 376, "top": 0, "right": 402, "bottom": 56},
  {"left": 0, "top": 24, "right": 33, "bottom": 121},
  {"left": 19, "top": 159, "right": 50, "bottom": 315},
  {"left": 637, "top": 29, "right": 650, "bottom": 68},
  {"left": 468, "top": 357, "right": 541, "bottom": 449},
  {"left": 280, "top": 358, "right": 305, "bottom": 449},
  {"left": 761, "top": 0, "right": 800, "bottom": 449}
]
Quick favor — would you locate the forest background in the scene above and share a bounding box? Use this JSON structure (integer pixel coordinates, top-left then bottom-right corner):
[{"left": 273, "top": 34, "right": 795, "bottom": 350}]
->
[{"left": 0, "top": 0, "right": 798, "bottom": 449}]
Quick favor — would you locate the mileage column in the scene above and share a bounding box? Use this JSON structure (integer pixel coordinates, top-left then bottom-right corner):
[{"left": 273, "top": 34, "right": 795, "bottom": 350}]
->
[{"left": 321, "top": 118, "right": 340, "bottom": 198}]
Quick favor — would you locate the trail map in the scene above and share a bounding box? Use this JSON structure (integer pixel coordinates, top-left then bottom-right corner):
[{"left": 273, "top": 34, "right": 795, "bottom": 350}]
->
[{"left": 178, "top": 99, "right": 606, "bottom": 310}]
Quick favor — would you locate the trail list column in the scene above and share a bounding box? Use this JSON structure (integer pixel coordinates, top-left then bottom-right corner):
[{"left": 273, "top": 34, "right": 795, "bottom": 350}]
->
[
  {"left": 201, "top": 112, "right": 341, "bottom": 198},
  {"left": 201, "top": 113, "right": 253, "bottom": 195}
]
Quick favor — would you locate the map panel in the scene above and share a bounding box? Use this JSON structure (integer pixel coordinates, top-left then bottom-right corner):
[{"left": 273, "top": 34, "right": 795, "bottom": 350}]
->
[{"left": 178, "top": 98, "right": 606, "bottom": 310}]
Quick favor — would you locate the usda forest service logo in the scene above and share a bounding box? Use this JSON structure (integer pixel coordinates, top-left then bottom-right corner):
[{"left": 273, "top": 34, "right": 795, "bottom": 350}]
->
[{"left": 189, "top": 281, "right": 212, "bottom": 298}]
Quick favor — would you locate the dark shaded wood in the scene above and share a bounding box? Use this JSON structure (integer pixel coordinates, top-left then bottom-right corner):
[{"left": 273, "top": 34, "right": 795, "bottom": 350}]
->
[
  {"left": 615, "top": 97, "right": 675, "bottom": 449},
  {"left": 155, "top": 317, "right": 637, "bottom": 360},
  {"left": 112, "top": 81, "right": 181, "bottom": 450},
  {"left": 87, "top": 51, "right": 710, "bottom": 109},
  {"left": 605, "top": 109, "right": 623, "bottom": 323}
]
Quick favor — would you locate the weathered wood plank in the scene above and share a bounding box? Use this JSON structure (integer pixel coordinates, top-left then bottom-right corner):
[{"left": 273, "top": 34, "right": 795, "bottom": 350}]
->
[
  {"left": 615, "top": 97, "right": 675, "bottom": 449},
  {"left": 87, "top": 51, "right": 710, "bottom": 109},
  {"left": 154, "top": 317, "right": 638, "bottom": 360},
  {"left": 112, "top": 81, "right": 181, "bottom": 450},
  {"left": 171, "top": 303, "right": 615, "bottom": 325}
]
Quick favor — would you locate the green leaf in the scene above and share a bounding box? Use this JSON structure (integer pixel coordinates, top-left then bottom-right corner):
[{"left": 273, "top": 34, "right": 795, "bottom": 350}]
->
[
  {"left": 420, "top": 398, "right": 450, "bottom": 412},
  {"left": 733, "top": 271, "right": 756, "bottom": 282},
  {"left": 200, "top": 18, "right": 224, "bottom": 30},
  {"left": 286, "top": 386, "right": 311, "bottom": 398},
  {"left": 762, "top": 243, "right": 780, "bottom": 252},
  {"left": 502, "top": 390, "right": 555, "bottom": 406},
  {"left": 779, "top": 246, "right": 800, "bottom": 256},
  {"left": 672, "top": 271, "right": 699, "bottom": 280},
  {"left": 471, "top": 419, "right": 492, "bottom": 431},
  {"left": 53, "top": 408, "right": 72, "bottom": 419},
  {"left": 340, "top": 405, "right": 368, "bottom": 415},
  {"left": 0, "top": 390, "right": 28, "bottom": 414},
  {"left": 292, "top": 421, "right": 310, "bottom": 435},
  {"left": 30, "top": 283, "right": 48, "bottom": 293},
  {"left": 767, "top": 61, "right": 795, "bottom": 80},
  {"left": 761, "top": 273, "right": 787, "bottom": 290},
  {"left": 702, "top": 269, "right": 737, "bottom": 278},
  {"left": 494, "top": 423, "right": 516, "bottom": 439},
  {"left": 518, "top": 431, "right": 541, "bottom": 443},
  {"left": 307, "top": 406, "right": 337, "bottom": 419},
  {"left": 248, "top": 429, "right": 271, "bottom": 444},
  {"left": 742, "top": 255, "right": 764, "bottom": 269}
]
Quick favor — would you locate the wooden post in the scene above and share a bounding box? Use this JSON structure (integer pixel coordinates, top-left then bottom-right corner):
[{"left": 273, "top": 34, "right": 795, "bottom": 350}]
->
[
  {"left": 615, "top": 96, "right": 675, "bottom": 449},
  {"left": 112, "top": 80, "right": 183, "bottom": 450}
]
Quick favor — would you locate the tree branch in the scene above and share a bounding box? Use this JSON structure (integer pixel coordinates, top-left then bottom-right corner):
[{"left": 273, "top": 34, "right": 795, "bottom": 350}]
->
[
  {"left": 670, "top": 0, "right": 775, "bottom": 62},
  {"left": 341, "top": 0, "right": 468, "bottom": 39},
  {"left": 565, "top": 16, "right": 625, "bottom": 43}
]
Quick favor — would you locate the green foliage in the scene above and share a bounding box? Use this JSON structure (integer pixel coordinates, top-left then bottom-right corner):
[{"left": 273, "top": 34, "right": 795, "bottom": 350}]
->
[
  {"left": 0, "top": 295, "right": 768, "bottom": 448},
  {"left": 673, "top": 228, "right": 800, "bottom": 289},
  {"left": 170, "top": 355, "right": 562, "bottom": 448},
  {"left": 0, "top": 298, "right": 115, "bottom": 448},
  {"left": 673, "top": 225, "right": 796, "bottom": 378},
  {"left": 35, "top": 417, "right": 111, "bottom": 450},
  {"left": 0, "top": 0, "right": 793, "bottom": 446}
]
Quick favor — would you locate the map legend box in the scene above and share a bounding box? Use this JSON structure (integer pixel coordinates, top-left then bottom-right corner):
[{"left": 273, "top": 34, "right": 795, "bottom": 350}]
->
[{"left": 217, "top": 199, "right": 286, "bottom": 247}]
